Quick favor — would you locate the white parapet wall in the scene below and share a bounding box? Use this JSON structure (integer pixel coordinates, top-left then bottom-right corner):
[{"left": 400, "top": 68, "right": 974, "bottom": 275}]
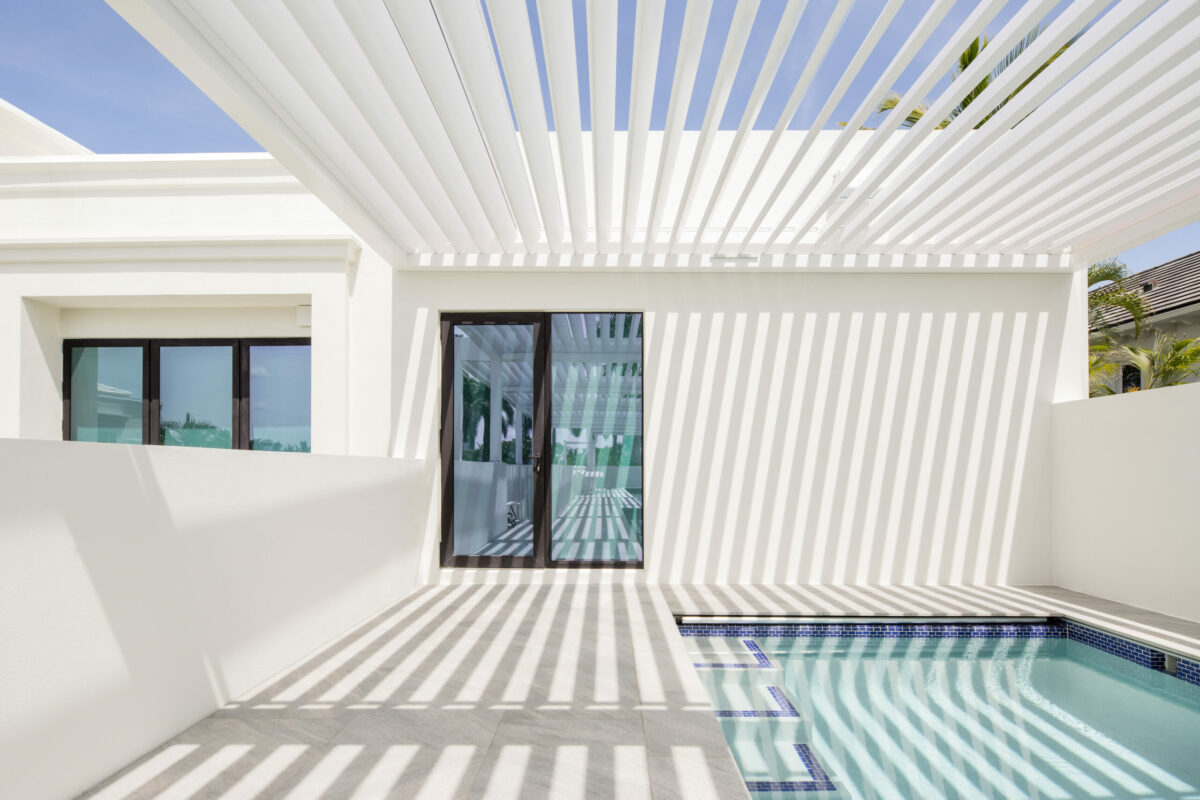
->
[
  {"left": 1052, "top": 382, "right": 1200, "bottom": 624},
  {"left": 0, "top": 439, "right": 428, "bottom": 800}
]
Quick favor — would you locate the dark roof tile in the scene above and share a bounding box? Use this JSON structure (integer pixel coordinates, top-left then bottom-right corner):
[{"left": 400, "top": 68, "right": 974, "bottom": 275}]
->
[{"left": 1090, "top": 249, "right": 1200, "bottom": 329}]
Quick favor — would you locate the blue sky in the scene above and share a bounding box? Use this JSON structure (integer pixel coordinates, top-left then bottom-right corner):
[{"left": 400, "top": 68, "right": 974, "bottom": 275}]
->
[
  {"left": 0, "top": 0, "right": 258, "bottom": 152},
  {"left": 0, "top": 0, "right": 1194, "bottom": 269}
]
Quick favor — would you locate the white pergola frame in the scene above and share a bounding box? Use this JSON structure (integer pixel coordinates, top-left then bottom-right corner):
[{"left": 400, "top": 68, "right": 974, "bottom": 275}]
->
[{"left": 107, "top": 0, "right": 1200, "bottom": 264}]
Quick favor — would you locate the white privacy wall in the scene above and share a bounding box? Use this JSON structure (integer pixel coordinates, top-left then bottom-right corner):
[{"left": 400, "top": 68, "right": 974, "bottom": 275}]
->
[
  {"left": 393, "top": 269, "right": 1077, "bottom": 585},
  {"left": 0, "top": 439, "right": 428, "bottom": 800},
  {"left": 1052, "top": 382, "right": 1200, "bottom": 623}
]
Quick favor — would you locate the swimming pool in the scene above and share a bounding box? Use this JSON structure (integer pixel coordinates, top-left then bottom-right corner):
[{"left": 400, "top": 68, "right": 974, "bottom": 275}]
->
[{"left": 681, "top": 620, "right": 1200, "bottom": 799}]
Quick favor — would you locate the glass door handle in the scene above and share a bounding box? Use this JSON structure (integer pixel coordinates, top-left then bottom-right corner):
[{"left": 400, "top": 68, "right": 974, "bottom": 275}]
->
[{"left": 533, "top": 456, "right": 542, "bottom": 474}]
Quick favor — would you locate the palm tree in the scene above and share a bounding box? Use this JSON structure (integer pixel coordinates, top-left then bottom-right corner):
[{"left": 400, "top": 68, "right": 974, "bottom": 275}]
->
[
  {"left": 1088, "top": 346, "right": 1120, "bottom": 397},
  {"left": 876, "top": 26, "right": 1071, "bottom": 130},
  {"left": 1087, "top": 258, "right": 1150, "bottom": 337},
  {"left": 877, "top": 34, "right": 994, "bottom": 129},
  {"left": 1086, "top": 258, "right": 1150, "bottom": 396},
  {"left": 1116, "top": 335, "right": 1200, "bottom": 390}
]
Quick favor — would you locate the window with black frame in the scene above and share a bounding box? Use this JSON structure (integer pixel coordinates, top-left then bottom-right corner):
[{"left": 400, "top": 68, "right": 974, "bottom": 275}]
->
[{"left": 63, "top": 338, "right": 311, "bottom": 451}]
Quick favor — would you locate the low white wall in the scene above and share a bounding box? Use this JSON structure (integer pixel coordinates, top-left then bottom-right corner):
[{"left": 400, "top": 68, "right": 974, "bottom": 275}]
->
[
  {"left": 0, "top": 439, "right": 427, "bottom": 800},
  {"left": 1052, "top": 382, "right": 1200, "bottom": 623}
]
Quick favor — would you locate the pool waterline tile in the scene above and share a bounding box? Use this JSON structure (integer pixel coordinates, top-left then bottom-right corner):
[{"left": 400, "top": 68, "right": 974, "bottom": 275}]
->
[
  {"left": 1178, "top": 658, "right": 1200, "bottom": 687},
  {"left": 744, "top": 744, "right": 837, "bottom": 793},
  {"left": 681, "top": 618, "right": 1188, "bottom": 682}
]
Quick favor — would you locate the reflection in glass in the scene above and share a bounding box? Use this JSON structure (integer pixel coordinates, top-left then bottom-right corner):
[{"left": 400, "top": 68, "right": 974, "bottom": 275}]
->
[
  {"left": 159, "top": 346, "right": 233, "bottom": 448},
  {"left": 249, "top": 345, "right": 311, "bottom": 452},
  {"left": 453, "top": 324, "right": 535, "bottom": 557},
  {"left": 69, "top": 346, "right": 143, "bottom": 443},
  {"left": 550, "top": 313, "right": 643, "bottom": 562}
]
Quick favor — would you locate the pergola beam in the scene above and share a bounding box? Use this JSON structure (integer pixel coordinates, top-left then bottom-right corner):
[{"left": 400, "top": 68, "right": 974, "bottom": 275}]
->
[
  {"left": 622, "top": 0, "right": 667, "bottom": 251},
  {"left": 805, "top": 0, "right": 1007, "bottom": 251},
  {"left": 586, "top": 0, "right": 618, "bottom": 252},
  {"left": 643, "top": 0, "right": 715, "bottom": 252},
  {"left": 714, "top": 0, "right": 856, "bottom": 252},
  {"left": 485, "top": 0, "right": 566, "bottom": 252},
  {"left": 106, "top": 0, "right": 1200, "bottom": 260},
  {"left": 846, "top": 0, "right": 1185, "bottom": 252}
]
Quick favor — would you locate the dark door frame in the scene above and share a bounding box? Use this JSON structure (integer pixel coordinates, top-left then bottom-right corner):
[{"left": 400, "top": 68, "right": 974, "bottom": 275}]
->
[
  {"left": 441, "top": 313, "right": 547, "bottom": 568},
  {"left": 440, "top": 312, "right": 645, "bottom": 570}
]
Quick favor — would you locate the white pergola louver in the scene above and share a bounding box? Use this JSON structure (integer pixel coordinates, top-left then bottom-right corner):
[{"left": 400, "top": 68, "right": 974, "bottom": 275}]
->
[{"left": 108, "top": 0, "right": 1200, "bottom": 263}]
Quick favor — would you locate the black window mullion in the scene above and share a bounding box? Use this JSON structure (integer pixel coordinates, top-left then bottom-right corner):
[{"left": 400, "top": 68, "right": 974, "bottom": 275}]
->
[
  {"left": 237, "top": 341, "right": 248, "bottom": 450},
  {"left": 148, "top": 341, "right": 161, "bottom": 445},
  {"left": 61, "top": 341, "right": 72, "bottom": 442},
  {"left": 141, "top": 340, "right": 152, "bottom": 444},
  {"left": 534, "top": 313, "right": 551, "bottom": 568},
  {"left": 231, "top": 342, "right": 242, "bottom": 450}
]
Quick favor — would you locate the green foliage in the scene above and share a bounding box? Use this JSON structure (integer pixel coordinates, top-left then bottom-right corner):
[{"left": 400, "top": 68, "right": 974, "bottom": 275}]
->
[
  {"left": 462, "top": 373, "right": 532, "bottom": 464},
  {"left": 251, "top": 438, "right": 311, "bottom": 453},
  {"left": 160, "top": 412, "right": 231, "bottom": 448},
  {"left": 1116, "top": 335, "right": 1200, "bottom": 390},
  {"left": 1087, "top": 258, "right": 1150, "bottom": 338},
  {"left": 460, "top": 372, "right": 490, "bottom": 461},
  {"left": 1086, "top": 258, "right": 1152, "bottom": 397},
  {"left": 1087, "top": 341, "right": 1119, "bottom": 398},
  {"left": 875, "top": 26, "right": 1063, "bottom": 130}
]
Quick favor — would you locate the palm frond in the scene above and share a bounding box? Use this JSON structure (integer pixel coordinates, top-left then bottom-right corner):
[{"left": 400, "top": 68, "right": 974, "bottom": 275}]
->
[
  {"left": 1087, "top": 258, "right": 1129, "bottom": 288},
  {"left": 991, "top": 27, "right": 1041, "bottom": 81},
  {"left": 1087, "top": 258, "right": 1150, "bottom": 337},
  {"left": 1088, "top": 343, "right": 1121, "bottom": 397},
  {"left": 875, "top": 92, "right": 928, "bottom": 128},
  {"left": 1115, "top": 334, "right": 1200, "bottom": 390}
]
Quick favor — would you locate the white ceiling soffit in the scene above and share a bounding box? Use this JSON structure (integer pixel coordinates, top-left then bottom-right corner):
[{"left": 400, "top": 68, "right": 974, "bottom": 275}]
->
[{"left": 108, "top": 0, "right": 1200, "bottom": 260}]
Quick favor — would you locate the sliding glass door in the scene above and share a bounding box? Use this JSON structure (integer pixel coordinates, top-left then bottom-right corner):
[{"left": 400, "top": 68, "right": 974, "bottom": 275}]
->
[
  {"left": 442, "top": 315, "right": 542, "bottom": 566},
  {"left": 441, "top": 313, "right": 643, "bottom": 568},
  {"left": 549, "top": 313, "right": 643, "bottom": 563}
]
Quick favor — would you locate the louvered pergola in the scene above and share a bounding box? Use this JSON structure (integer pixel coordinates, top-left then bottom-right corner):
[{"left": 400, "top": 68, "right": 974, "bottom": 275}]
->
[{"left": 109, "top": 0, "right": 1200, "bottom": 265}]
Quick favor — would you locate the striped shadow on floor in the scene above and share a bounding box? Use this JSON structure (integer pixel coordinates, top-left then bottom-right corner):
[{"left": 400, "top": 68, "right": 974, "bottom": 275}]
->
[{"left": 471, "top": 489, "right": 643, "bottom": 561}]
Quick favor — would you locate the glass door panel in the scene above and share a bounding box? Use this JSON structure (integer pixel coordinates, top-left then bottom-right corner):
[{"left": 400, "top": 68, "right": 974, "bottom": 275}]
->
[
  {"left": 450, "top": 323, "right": 537, "bottom": 558},
  {"left": 68, "top": 346, "right": 145, "bottom": 443},
  {"left": 158, "top": 345, "right": 234, "bottom": 448},
  {"left": 549, "top": 313, "right": 643, "bottom": 563}
]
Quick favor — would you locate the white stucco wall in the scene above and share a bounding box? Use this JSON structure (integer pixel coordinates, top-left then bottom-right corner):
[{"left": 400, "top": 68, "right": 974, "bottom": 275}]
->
[
  {"left": 0, "top": 153, "right": 1086, "bottom": 591},
  {"left": 1052, "top": 382, "right": 1200, "bottom": 623},
  {"left": 0, "top": 439, "right": 428, "bottom": 800},
  {"left": 394, "top": 270, "right": 1076, "bottom": 586}
]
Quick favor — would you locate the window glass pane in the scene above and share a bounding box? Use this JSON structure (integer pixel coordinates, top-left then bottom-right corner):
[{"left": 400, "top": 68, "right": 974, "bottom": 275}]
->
[
  {"left": 159, "top": 346, "right": 233, "bottom": 448},
  {"left": 69, "top": 346, "right": 143, "bottom": 443},
  {"left": 550, "top": 313, "right": 643, "bottom": 562},
  {"left": 452, "top": 324, "right": 535, "bottom": 557},
  {"left": 249, "top": 345, "right": 311, "bottom": 452}
]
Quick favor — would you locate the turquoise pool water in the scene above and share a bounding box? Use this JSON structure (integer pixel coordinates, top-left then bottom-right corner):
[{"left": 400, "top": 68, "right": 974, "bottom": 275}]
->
[{"left": 684, "top": 629, "right": 1200, "bottom": 799}]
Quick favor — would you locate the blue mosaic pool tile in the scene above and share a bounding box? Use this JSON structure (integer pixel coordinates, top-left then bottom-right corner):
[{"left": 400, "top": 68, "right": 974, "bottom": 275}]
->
[
  {"left": 680, "top": 622, "right": 1065, "bottom": 640},
  {"left": 713, "top": 685, "right": 800, "bottom": 718},
  {"left": 1178, "top": 658, "right": 1200, "bottom": 687},
  {"left": 745, "top": 744, "right": 837, "bottom": 793},
  {"left": 693, "top": 639, "right": 774, "bottom": 670},
  {"left": 1063, "top": 620, "right": 1166, "bottom": 671},
  {"left": 682, "top": 619, "right": 1200, "bottom": 688}
]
